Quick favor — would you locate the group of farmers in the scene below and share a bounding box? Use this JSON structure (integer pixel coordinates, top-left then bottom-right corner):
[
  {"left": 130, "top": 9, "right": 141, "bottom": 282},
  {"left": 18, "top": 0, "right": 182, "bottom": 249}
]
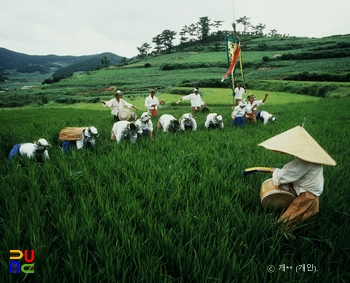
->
[
  {"left": 231, "top": 83, "right": 276, "bottom": 126},
  {"left": 102, "top": 86, "right": 275, "bottom": 132},
  {"left": 101, "top": 88, "right": 224, "bottom": 143},
  {"left": 7, "top": 86, "right": 336, "bottom": 232}
]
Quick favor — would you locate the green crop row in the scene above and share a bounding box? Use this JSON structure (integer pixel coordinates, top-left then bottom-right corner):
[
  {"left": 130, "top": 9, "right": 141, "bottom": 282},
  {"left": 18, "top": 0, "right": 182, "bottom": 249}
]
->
[{"left": 1, "top": 97, "right": 350, "bottom": 282}]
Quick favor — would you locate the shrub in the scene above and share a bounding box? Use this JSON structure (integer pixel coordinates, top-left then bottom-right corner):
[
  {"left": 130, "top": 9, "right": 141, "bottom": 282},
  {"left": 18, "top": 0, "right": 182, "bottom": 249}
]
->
[
  {"left": 283, "top": 72, "right": 350, "bottom": 83},
  {"left": 89, "top": 97, "right": 101, "bottom": 103},
  {"left": 41, "top": 96, "right": 49, "bottom": 104},
  {"left": 262, "top": 56, "right": 269, "bottom": 62}
]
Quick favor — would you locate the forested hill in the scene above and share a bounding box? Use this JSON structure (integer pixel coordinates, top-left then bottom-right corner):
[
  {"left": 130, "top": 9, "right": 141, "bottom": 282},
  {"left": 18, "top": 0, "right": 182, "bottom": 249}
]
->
[
  {"left": 50, "top": 52, "right": 126, "bottom": 80},
  {"left": 0, "top": 48, "right": 126, "bottom": 75}
]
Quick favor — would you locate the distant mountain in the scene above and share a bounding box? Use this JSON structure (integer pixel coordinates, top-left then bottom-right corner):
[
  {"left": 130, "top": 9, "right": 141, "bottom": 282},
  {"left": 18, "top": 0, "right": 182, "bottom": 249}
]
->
[
  {"left": 51, "top": 52, "right": 126, "bottom": 79},
  {"left": 0, "top": 48, "right": 127, "bottom": 76}
]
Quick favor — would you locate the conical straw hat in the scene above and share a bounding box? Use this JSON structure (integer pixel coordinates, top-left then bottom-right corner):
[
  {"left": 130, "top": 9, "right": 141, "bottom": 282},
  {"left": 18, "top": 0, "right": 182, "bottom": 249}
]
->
[{"left": 258, "top": 126, "right": 336, "bottom": 166}]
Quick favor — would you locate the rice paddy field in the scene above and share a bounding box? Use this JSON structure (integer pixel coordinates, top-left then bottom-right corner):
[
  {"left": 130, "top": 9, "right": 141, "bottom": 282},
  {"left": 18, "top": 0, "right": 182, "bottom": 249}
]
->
[{"left": 0, "top": 91, "right": 349, "bottom": 282}]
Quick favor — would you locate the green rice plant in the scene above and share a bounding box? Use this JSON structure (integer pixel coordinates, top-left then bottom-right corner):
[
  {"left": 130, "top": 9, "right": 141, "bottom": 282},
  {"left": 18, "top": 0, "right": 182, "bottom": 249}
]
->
[{"left": 0, "top": 97, "right": 350, "bottom": 282}]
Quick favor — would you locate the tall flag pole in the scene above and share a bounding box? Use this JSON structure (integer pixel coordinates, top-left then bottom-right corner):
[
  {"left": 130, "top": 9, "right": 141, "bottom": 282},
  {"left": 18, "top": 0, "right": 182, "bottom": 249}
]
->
[{"left": 221, "top": 0, "right": 245, "bottom": 101}]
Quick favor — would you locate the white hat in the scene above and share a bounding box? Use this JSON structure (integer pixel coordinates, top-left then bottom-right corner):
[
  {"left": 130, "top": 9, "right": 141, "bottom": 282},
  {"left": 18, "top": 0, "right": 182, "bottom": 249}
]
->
[
  {"left": 194, "top": 88, "right": 199, "bottom": 92},
  {"left": 35, "top": 138, "right": 50, "bottom": 148},
  {"left": 239, "top": 101, "right": 247, "bottom": 107},
  {"left": 258, "top": 125, "right": 336, "bottom": 166},
  {"left": 213, "top": 114, "right": 223, "bottom": 122},
  {"left": 85, "top": 126, "right": 98, "bottom": 137},
  {"left": 115, "top": 90, "right": 123, "bottom": 95},
  {"left": 141, "top": 112, "right": 150, "bottom": 122}
]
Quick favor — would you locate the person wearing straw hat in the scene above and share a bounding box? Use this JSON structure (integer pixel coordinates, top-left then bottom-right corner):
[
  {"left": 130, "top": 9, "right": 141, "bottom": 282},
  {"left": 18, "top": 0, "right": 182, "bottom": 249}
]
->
[
  {"left": 101, "top": 90, "right": 139, "bottom": 122},
  {"left": 177, "top": 88, "right": 206, "bottom": 113},
  {"left": 135, "top": 112, "right": 153, "bottom": 139},
  {"left": 258, "top": 125, "right": 337, "bottom": 230},
  {"left": 145, "top": 89, "right": 159, "bottom": 117}
]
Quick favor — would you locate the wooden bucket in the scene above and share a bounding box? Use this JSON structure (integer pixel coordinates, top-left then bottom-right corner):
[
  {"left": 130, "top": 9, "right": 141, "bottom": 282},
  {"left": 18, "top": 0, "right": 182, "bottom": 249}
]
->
[{"left": 260, "top": 178, "right": 297, "bottom": 210}]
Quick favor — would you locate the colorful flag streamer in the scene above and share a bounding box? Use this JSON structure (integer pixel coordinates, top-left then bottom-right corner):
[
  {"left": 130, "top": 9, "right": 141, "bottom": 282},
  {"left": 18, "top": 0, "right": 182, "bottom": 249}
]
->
[{"left": 222, "top": 35, "right": 244, "bottom": 91}]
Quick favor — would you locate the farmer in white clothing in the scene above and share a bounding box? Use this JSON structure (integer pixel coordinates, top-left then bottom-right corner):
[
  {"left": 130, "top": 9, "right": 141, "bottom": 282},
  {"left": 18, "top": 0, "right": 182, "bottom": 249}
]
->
[
  {"left": 179, "top": 113, "right": 197, "bottom": 131},
  {"left": 157, "top": 114, "right": 180, "bottom": 132},
  {"left": 233, "top": 83, "right": 246, "bottom": 106},
  {"left": 9, "top": 138, "right": 50, "bottom": 162},
  {"left": 259, "top": 125, "right": 337, "bottom": 230},
  {"left": 102, "top": 90, "right": 139, "bottom": 122},
  {"left": 145, "top": 89, "right": 159, "bottom": 117},
  {"left": 204, "top": 113, "right": 224, "bottom": 129},
  {"left": 177, "top": 88, "right": 205, "bottom": 113},
  {"left": 232, "top": 101, "right": 248, "bottom": 126},
  {"left": 59, "top": 126, "right": 98, "bottom": 153},
  {"left": 256, "top": 110, "right": 276, "bottom": 125},
  {"left": 135, "top": 112, "right": 153, "bottom": 139},
  {"left": 111, "top": 121, "right": 141, "bottom": 143},
  {"left": 245, "top": 93, "right": 268, "bottom": 122}
]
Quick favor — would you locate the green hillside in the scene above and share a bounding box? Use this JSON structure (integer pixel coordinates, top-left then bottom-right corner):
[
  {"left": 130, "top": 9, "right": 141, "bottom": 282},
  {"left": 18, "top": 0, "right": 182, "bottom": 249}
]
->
[
  {"left": 0, "top": 47, "right": 92, "bottom": 73},
  {"left": 50, "top": 52, "right": 126, "bottom": 79},
  {"left": 1, "top": 34, "right": 349, "bottom": 107},
  {"left": 0, "top": 48, "right": 127, "bottom": 89}
]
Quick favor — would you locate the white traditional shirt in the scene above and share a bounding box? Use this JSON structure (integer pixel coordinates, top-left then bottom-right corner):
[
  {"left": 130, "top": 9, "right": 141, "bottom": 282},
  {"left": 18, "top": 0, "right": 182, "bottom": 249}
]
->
[
  {"left": 145, "top": 95, "right": 159, "bottom": 111},
  {"left": 158, "top": 114, "right": 177, "bottom": 132},
  {"left": 135, "top": 119, "right": 153, "bottom": 132},
  {"left": 179, "top": 113, "right": 197, "bottom": 131},
  {"left": 19, "top": 143, "right": 49, "bottom": 159},
  {"left": 259, "top": 111, "right": 273, "bottom": 125},
  {"left": 272, "top": 158, "right": 324, "bottom": 196},
  {"left": 204, "top": 113, "right": 224, "bottom": 128},
  {"left": 112, "top": 121, "right": 139, "bottom": 143},
  {"left": 76, "top": 130, "right": 96, "bottom": 149},
  {"left": 234, "top": 87, "right": 245, "bottom": 99},
  {"left": 104, "top": 98, "right": 132, "bottom": 115},
  {"left": 182, "top": 93, "right": 205, "bottom": 107},
  {"left": 246, "top": 100, "right": 264, "bottom": 113},
  {"left": 232, "top": 106, "right": 248, "bottom": 118}
]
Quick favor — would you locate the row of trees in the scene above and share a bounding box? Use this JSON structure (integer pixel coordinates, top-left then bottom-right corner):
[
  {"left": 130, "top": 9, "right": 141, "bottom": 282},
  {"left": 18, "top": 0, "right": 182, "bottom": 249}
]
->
[
  {"left": 137, "top": 16, "right": 225, "bottom": 58},
  {"left": 137, "top": 16, "right": 280, "bottom": 58},
  {"left": 236, "top": 16, "right": 278, "bottom": 36},
  {"left": 137, "top": 29, "right": 177, "bottom": 59}
]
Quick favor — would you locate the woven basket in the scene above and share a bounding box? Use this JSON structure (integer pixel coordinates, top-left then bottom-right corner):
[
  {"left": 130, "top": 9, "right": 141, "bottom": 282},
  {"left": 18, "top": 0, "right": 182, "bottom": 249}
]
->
[{"left": 59, "top": 127, "right": 87, "bottom": 141}]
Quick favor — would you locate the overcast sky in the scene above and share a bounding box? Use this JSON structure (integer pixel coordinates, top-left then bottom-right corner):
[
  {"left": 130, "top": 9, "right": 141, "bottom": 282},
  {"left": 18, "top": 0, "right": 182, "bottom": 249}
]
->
[{"left": 1, "top": 0, "right": 348, "bottom": 58}]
